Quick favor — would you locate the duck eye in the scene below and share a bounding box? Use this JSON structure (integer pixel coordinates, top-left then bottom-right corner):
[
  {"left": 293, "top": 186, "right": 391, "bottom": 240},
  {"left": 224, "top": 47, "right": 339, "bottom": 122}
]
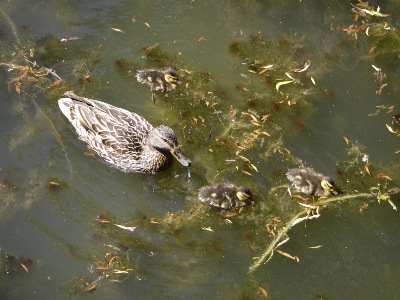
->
[{"left": 161, "top": 138, "right": 171, "bottom": 145}]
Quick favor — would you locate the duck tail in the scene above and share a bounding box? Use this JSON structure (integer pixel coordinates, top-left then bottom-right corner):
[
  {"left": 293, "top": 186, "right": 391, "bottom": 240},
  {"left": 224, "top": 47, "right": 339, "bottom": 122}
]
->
[{"left": 58, "top": 98, "right": 74, "bottom": 123}]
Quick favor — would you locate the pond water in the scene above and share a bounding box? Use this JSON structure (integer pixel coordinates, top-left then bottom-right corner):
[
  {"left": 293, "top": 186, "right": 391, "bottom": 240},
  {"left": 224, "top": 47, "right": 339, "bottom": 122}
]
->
[{"left": 1, "top": 0, "right": 400, "bottom": 299}]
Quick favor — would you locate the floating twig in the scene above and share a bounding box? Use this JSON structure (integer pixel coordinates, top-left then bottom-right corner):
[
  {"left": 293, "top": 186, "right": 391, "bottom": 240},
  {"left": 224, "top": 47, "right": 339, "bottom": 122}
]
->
[
  {"left": 248, "top": 210, "right": 305, "bottom": 274},
  {"left": 248, "top": 192, "right": 375, "bottom": 274}
]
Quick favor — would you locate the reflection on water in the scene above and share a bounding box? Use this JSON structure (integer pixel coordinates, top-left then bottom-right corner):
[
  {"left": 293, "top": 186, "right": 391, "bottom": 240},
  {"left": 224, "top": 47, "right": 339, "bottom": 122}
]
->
[{"left": 0, "top": 0, "right": 400, "bottom": 299}]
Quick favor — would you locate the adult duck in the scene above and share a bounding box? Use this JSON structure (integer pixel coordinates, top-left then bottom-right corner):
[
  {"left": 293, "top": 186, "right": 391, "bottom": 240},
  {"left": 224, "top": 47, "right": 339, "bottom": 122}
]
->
[{"left": 58, "top": 91, "right": 191, "bottom": 174}]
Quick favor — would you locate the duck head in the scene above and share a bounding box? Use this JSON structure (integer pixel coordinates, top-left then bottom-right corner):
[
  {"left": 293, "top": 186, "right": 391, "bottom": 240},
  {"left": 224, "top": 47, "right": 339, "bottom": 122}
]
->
[
  {"left": 236, "top": 187, "right": 253, "bottom": 202},
  {"left": 321, "top": 177, "right": 339, "bottom": 195},
  {"left": 163, "top": 69, "right": 182, "bottom": 86},
  {"left": 149, "top": 125, "right": 191, "bottom": 167}
]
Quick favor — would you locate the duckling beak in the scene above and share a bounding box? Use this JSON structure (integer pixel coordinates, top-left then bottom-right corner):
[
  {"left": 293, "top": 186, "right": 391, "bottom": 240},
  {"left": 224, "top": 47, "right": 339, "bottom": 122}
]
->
[
  {"left": 332, "top": 189, "right": 339, "bottom": 195},
  {"left": 171, "top": 147, "right": 191, "bottom": 167},
  {"left": 176, "top": 80, "right": 182, "bottom": 85}
]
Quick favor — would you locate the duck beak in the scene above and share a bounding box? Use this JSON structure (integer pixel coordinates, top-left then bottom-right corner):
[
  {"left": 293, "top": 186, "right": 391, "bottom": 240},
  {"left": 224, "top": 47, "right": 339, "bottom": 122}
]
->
[
  {"left": 176, "top": 80, "right": 182, "bottom": 85},
  {"left": 171, "top": 147, "right": 191, "bottom": 167},
  {"left": 332, "top": 189, "right": 339, "bottom": 195}
]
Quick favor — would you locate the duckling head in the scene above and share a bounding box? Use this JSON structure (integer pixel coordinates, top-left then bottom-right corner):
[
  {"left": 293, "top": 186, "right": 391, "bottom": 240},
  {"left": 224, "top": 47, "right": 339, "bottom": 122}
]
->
[
  {"left": 321, "top": 177, "right": 339, "bottom": 195},
  {"left": 163, "top": 69, "right": 181, "bottom": 86},
  {"left": 148, "top": 125, "right": 191, "bottom": 167},
  {"left": 236, "top": 187, "right": 253, "bottom": 202}
]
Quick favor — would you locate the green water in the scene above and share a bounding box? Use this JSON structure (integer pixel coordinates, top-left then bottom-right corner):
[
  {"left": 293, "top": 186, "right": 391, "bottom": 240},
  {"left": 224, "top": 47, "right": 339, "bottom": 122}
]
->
[{"left": 0, "top": 1, "right": 400, "bottom": 299}]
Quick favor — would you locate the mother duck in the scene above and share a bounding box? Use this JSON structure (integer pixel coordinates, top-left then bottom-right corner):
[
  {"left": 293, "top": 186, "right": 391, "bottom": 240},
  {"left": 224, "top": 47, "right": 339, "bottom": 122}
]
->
[{"left": 58, "top": 91, "right": 191, "bottom": 174}]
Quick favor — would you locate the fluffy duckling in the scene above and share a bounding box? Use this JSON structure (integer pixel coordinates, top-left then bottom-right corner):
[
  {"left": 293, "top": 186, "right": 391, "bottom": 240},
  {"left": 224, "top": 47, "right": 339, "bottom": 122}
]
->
[
  {"left": 286, "top": 167, "right": 339, "bottom": 197},
  {"left": 136, "top": 68, "right": 181, "bottom": 102},
  {"left": 198, "top": 183, "right": 253, "bottom": 209}
]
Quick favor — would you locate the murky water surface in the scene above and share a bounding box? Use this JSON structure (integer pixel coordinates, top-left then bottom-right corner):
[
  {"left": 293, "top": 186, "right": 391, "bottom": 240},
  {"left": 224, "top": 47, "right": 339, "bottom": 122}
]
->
[{"left": 1, "top": 1, "right": 400, "bottom": 299}]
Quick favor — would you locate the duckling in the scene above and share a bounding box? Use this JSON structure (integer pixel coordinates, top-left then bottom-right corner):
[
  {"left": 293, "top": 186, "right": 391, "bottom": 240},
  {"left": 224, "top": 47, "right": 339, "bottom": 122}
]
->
[
  {"left": 286, "top": 167, "right": 339, "bottom": 197},
  {"left": 136, "top": 68, "right": 181, "bottom": 102},
  {"left": 58, "top": 91, "right": 191, "bottom": 174},
  {"left": 198, "top": 183, "right": 253, "bottom": 209}
]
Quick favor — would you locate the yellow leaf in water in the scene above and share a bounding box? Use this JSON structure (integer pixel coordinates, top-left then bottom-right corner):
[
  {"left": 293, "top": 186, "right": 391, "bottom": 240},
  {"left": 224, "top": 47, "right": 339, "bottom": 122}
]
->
[
  {"left": 21, "top": 263, "right": 29, "bottom": 273},
  {"left": 376, "top": 83, "right": 387, "bottom": 96},
  {"left": 180, "top": 68, "right": 192, "bottom": 74},
  {"left": 236, "top": 154, "right": 250, "bottom": 163},
  {"left": 224, "top": 212, "right": 238, "bottom": 218},
  {"left": 288, "top": 98, "right": 299, "bottom": 106},
  {"left": 259, "top": 287, "right": 268, "bottom": 298},
  {"left": 258, "top": 131, "right": 271, "bottom": 137},
  {"left": 241, "top": 170, "right": 252, "bottom": 176},
  {"left": 288, "top": 60, "right": 310, "bottom": 73},
  {"left": 111, "top": 27, "right": 124, "bottom": 33},
  {"left": 292, "top": 194, "right": 310, "bottom": 201},
  {"left": 202, "top": 227, "right": 213, "bottom": 232},
  {"left": 297, "top": 202, "right": 318, "bottom": 209},
  {"left": 144, "top": 22, "right": 151, "bottom": 28},
  {"left": 114, "top": 270, "right": 130, "bottom": 274},
  {"left": 375, "top": 173, "right": 392, "bottom": 180},
  {"left": 365, "top": 165, "right": 371, "bottom": 176},
  {"left": 311, "top": 76, "right": 316, "bottom": 85},
  {"left": 275, "top": 249, "right": 300, "bottom": 262},
  {"left": 371, "top": 64, "right": 381, "bottom": 72},
  {"left": 210, "top": 102, "right": 219, "bottom": 108},
  {"left": 114, "top": 224, "right": 136, "bottom": 232},
  {"left": 343, "top": 136, "right": 349, "bottom": 145},
  {"left": 95, "top": 218, "right": 110, "bottom": 223},
  {"left": 86, "top": 282, "right": 97, "bottom": 292},
  {"left": 48, "top": 79, "right": 65, "bottom": 88},
  {"left": 308, "top": 245, "right": 323, "bottom": 249},
  {"left": 386, "top": 124, "right": 398, "bottom": 134},
  {"left": 84, "top": 150, "right": 95, "bottom": 157},
  {"left": 276, "top": 80, "right": 294, "bottom": 91},
  {"left": 248, "top": 114, "right": 259, "bottom": 122}
]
